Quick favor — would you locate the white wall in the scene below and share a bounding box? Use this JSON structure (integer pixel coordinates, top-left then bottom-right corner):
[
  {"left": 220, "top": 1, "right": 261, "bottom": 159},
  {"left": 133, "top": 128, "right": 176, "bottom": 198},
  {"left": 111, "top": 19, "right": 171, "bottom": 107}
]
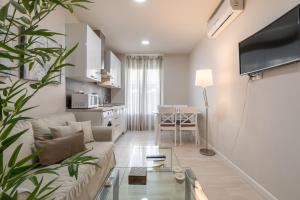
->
[
  {"left": 0, "top": 7, "right": 79, "bottom": 118},
  {"left": 188, "top": 1, "right": 300, "bottom": 199},
  {"left": 27, "top": 8, "right": 79, "bottom": 118},
  {"left": 163, "top": 55, "right": 189, "bottom": 105}
]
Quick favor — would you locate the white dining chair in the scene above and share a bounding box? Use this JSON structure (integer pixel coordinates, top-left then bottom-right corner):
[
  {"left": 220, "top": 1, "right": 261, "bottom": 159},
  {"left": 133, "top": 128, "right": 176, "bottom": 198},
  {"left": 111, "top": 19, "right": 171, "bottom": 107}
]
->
[
  {"left": 158, "top": 106, "right": 177, "bottom": 146},
  {"left": 179, "top": 107, "right": 199, "bottom": 145}
]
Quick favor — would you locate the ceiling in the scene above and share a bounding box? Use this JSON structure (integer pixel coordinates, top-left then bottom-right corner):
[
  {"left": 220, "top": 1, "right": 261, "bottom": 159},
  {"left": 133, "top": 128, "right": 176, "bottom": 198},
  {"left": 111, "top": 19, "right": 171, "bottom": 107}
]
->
[{"left": 74, "top": 0, "right": 221, "bottom": 54}]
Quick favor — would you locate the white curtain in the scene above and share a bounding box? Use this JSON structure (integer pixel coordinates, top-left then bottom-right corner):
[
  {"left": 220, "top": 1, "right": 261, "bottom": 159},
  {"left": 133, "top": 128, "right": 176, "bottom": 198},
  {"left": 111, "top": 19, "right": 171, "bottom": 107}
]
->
[{"left": 126, "top": 55, "right": 162, "bottom": 131}]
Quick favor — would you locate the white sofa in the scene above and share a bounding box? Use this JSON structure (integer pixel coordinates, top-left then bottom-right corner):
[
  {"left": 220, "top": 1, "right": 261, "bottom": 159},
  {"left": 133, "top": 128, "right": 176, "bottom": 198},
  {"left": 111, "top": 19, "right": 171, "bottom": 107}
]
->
[{"left": 5, "top": 113, "right": 116, "bottom": 200}]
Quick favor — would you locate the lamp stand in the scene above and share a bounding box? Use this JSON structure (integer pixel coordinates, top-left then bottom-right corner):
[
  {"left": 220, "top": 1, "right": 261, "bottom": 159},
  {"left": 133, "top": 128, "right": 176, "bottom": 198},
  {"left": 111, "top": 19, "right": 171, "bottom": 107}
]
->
[{"left": 200, "top": 88, "right": 216, "bottom": 156}]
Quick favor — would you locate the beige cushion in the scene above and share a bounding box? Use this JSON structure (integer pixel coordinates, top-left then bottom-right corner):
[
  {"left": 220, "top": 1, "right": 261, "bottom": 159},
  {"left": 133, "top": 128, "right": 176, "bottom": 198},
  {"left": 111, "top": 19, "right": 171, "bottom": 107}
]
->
[
  {"left": 31, "top": 113, "right": 76, "bottom": 140},
  {"left": 50, "top": 124, "right": 82, "bottom": 138},
  {"left": 85, "top": 142, "right": 114, "bottom": 160},
  {"left": 35, "top": 131, "right": 85, "bottom": 166},
  {"left": 31, "top": 120, "right": 56, "bottom": 140},
  {"left": 68, "top": 121, "right": 95, "bottom": 143},
  {"left": 18, "top": 141, "right": 116, "bottom": 200}
]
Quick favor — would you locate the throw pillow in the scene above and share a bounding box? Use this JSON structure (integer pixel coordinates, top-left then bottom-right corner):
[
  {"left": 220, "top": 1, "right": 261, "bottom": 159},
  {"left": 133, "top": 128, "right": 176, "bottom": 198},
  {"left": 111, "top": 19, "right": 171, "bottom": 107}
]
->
[
  {"left": 35, "top": 131, "right": 85, "bottom": 166},
  {"left": 68, "top": 121, "right": 95, "bottom": 143},
  {"left": 31, "top": 120, "right": 55, "bottom": 141},
  {"left": 50, "top": 124, "right": 82, "bottom": 138}
]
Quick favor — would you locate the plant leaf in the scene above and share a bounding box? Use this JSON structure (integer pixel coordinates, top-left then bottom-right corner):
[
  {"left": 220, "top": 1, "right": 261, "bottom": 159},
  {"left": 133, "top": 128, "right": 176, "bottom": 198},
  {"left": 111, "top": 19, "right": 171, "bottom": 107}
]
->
[
  {"left": 21, "top": 0, "right": 32, "bottom": 13},
  {"left": 0, "top": 191, "right": 14, "bottom": 200},
  {"left": 26, "top": 177, "right": 43, "bottom": 200},
  {"left": 14, "top": 149, "right": 41, "bottom": 167},
  {"left": 10, "top": 0, "right": 27, "bottom": 14},
  {"left": 8, "top": 144, "right": 23, "bottom": 167},
  {"left": 0, "top": 3, "right": 10, "bottom": 21},
  {"left": 0, "top": 122, "right": 18, "bottom": 141},
  {"left": 0, "top": 152, "right": 3, "bottom": 174},
  {"left": 29, "top": 176, "right": 38, "bottom": 186},
  {"left": 9, "top": 164, "right": 35, "bottom": 177},
  {"left": 20, "top": 16, "right": 31, "bottom": 25},
  {"left": 60, "top": 43, "right": 78, "bottom": 63},
  {"left": 0, "top": 129, "right": 28, "bottom": 153},
  {"left": 0, "top": 0, "right": 96, "bottom": 198}
]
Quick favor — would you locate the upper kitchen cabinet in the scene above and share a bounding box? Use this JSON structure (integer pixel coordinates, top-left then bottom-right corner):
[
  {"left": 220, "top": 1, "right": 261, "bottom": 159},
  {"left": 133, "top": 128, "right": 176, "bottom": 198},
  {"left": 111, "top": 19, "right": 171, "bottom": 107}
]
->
[
  {"left": 109, "top": 51, "right": 121, "bottom": 88},
  {"left": 100, "top": 51, "right": 122, "bottom": 88},
  {"left": 65, "top": 23, "right": 102, "bottom": 82}
]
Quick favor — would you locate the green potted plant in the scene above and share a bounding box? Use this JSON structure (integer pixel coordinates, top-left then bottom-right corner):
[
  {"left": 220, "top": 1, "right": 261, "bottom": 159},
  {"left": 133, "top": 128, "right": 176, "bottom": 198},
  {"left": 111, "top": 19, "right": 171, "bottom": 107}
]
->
[{"left": 0, "top": 0, "right": 97, "bottom": 199}]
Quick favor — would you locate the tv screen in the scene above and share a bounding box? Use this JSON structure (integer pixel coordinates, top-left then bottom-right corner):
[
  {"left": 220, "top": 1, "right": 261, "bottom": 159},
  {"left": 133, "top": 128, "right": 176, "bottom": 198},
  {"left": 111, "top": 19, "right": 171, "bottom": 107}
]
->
[{"left": 239, "top": 5, "right": 300, "bottom": 75}]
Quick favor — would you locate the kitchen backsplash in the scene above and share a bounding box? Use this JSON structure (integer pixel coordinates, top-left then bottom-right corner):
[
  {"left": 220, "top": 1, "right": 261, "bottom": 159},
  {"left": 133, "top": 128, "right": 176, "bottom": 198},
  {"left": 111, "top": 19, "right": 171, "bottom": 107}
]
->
[{"left": 66, "top": 78, "right": 111, "bottom": 108}]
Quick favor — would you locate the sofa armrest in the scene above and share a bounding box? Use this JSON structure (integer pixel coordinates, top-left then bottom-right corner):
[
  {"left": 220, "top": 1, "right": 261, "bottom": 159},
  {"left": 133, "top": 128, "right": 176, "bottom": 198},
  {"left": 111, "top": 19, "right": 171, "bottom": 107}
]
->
[{"left": 92, "top": 126, "right": 113, "bottom": 142}]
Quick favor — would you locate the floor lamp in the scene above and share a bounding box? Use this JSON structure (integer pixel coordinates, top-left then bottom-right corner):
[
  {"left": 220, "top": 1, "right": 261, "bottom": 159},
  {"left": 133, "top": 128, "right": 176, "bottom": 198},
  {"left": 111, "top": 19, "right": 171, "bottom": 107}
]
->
[{"left": 195, "top": 69, "right": 216, "bottom": 156}]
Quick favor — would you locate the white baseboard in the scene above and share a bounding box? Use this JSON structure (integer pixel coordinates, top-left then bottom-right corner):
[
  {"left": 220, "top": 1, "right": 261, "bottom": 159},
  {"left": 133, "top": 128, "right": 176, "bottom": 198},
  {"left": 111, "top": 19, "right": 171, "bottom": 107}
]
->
[{"left": 211, "top": 146, "right": 279, "bottom": 200}]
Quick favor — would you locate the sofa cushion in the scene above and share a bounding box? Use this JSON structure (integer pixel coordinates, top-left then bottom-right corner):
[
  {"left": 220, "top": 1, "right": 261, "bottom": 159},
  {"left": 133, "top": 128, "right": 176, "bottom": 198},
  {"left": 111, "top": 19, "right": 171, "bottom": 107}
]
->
[
  {"left": 31, "top": 113, "right": 76, "bottom": 140},
  {"left": 50, "top": 124, "right": 82, "bottom": 138},
  {"left": 18, "top": 141, "right": 115, "bottom": 200},
  {"left": 68, "top": 121, "right": 95, "bottom": 143},
  {"left": 35, "top": 131, "right": 85, "bottom": 166},
  {"left": 85, "top": 142, "right": 114, "bottom": 161}
]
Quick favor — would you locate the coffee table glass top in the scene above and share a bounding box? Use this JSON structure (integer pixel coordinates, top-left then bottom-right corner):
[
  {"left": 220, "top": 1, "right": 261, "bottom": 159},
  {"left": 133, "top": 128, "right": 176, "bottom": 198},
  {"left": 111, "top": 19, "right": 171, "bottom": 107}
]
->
[
  {"left": 98, "top": 168, "right": 179, "bottom": 200},
  {"left": 129, "top": 146, "right": 173, "bottom": 169},
  {"left": 96, "top": 146, "right": 208, "bottom": 200}
]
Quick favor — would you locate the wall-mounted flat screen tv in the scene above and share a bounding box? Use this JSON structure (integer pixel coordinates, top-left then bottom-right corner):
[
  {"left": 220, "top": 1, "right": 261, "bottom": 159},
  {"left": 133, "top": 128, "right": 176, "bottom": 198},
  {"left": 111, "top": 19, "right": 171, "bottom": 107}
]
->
[{"left": 239, "top": 5, "right": 300, "bottom": 75}]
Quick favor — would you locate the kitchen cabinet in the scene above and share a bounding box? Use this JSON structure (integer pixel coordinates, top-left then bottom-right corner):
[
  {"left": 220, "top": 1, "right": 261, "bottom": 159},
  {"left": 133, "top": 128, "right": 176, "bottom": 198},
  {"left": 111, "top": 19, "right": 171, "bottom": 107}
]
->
[
  {"left": 68, "top": 106, "right": 127, "bottom": 142},
  {"left": 65, "top": 23, "right": 102, "bottom": 82},
  {"left": 112, "top": 106, "right": 127, "bottom": 136},
  {"left": 120, "top": 106, "right": 127, "bottom": 133},
  {"left": 110, "top": 51, "right": 121, "bottom": 88},
  {"left": 112, "top": 109, "right": 122, "bottom": 138},
  {"left": 100, "top": 51, "right": 121, "bottom": 88}
]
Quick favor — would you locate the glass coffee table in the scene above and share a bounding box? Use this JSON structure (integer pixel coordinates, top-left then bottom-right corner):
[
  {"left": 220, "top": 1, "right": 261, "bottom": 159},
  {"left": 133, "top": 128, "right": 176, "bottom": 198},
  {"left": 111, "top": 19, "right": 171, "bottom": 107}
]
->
[
  {"left": 128, "top": 146, "right": 174, "bottom": 169},
  {"left": 96, "top": 146, "right": 207, "bottom": 200}
]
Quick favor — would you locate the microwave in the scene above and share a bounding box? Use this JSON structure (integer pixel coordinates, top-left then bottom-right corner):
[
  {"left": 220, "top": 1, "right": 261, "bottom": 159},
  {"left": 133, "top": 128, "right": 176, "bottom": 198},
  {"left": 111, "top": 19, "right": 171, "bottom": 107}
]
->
[{"left": 71, "top": 93, "right": 99, "bottom": 109}]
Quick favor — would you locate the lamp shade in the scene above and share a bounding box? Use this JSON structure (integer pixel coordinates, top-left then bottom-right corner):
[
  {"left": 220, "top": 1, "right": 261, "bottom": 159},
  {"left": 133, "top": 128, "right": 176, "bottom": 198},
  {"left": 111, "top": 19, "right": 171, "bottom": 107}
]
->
[{"left": 195, "top": 69, "right": 213, "bottom": 87}]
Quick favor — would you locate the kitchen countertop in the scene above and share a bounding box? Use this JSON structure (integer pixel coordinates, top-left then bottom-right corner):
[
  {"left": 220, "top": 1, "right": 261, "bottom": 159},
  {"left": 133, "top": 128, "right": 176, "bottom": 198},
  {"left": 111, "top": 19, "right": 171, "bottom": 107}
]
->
[{"left": 66, "top": 105, "right": 126, "bottom": 112}]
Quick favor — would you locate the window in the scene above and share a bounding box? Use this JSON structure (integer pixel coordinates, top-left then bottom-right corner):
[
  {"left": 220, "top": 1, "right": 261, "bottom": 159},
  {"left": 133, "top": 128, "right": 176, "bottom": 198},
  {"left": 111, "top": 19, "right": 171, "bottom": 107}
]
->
[{"left": 126, "top": 56, "right": 162, "bottom": 131}]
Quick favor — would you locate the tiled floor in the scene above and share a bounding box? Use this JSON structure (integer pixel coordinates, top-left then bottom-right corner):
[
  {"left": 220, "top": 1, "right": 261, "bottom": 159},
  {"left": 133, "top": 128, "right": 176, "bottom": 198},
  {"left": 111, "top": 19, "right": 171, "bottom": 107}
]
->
[{"left": 114, "top": 131, "right": 265, "bottom": 200}]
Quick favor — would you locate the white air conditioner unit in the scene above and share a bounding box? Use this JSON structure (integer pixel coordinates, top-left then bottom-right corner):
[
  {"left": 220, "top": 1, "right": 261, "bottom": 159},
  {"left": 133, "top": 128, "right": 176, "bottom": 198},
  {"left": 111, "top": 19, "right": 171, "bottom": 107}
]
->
[{"left": 207, "top": 0, "right": 244, "bottom": 38}]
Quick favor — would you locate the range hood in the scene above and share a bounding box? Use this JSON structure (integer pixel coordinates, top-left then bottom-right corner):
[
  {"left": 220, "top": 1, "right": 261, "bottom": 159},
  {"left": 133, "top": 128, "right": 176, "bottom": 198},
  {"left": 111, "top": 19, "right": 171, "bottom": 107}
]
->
[
  {"left": 93, "top": 29, "right": 105, "bottom": 70},
  {"left": 94, "top": 29, "right": 119, "bottom": 88},
  {"left": 93, "top": 30, "right": 113, "bottom": 86},
  {"left": 100, "top": 68, "right": 114, "bottom": 87},
  {"left": 99, "top": 50, "right": 114, "bottom": 87}
]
